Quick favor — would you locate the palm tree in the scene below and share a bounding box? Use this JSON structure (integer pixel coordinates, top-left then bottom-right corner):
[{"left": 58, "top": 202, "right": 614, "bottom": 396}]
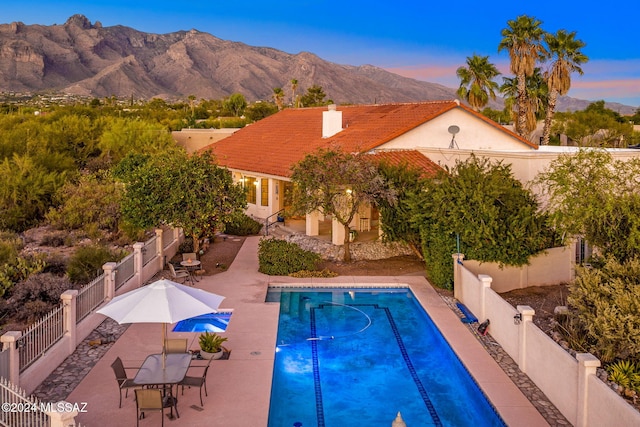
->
[
  {"left": 541, "top": 30, "right": 588, "bottom": 145},
  {"left": 290, "top": 79, "right": 299, "bottom": 108},
  {"left": 456, "top": 55, "right": 501, "bottom": 111},
  {"left": 498, "top": 15, "right": 547, "bottom": 136},
  {"left": 273, "top": 87, "right": 285, "bottom": 110},
  {"left": 500, "top": 68, "right": 548, "bottom": 137}
]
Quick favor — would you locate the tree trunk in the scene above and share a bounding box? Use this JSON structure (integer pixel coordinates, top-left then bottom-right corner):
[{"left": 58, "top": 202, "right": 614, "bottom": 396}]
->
[
  {"left": 192, "top": 234, "right": 200, "bottom": 255},
  {"left": 542, "top": 91, "right": 558, "bottom": 146},
  {"left": 516, "top": 71, "right": 528, "bottom": 137},
  {"left": 343, "top": 223, "right": 352, "bottom": 262}
]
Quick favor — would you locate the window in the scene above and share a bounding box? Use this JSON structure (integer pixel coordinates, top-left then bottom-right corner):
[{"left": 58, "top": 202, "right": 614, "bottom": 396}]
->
[
  {"left": 260, "top": 178, "right": 269, "bottom": 206},
  {"left": 245, "top": 177, "right": 257, "bottom": 204}
]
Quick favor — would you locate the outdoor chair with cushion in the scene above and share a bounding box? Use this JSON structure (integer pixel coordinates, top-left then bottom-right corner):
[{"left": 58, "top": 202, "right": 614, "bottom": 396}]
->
[
  {"left": 164, "top": 338, "right": 188, "bottom": 354},
  {"left": 111, "top": 356, "right": 139, "bottom": 408},
  {"left": 179, "top": 360, "right": 211, "bottom": 406},
  {"left": 168, "top": 263, "right": 189, "bottom": 284},
  {"left": 135, "top": 388, "right": 169, "bottom": 427}
]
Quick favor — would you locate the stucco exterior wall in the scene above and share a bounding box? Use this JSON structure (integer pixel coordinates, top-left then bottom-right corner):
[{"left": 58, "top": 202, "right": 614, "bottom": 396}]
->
[{"left": 378, "top": 109, "right": 533, "bottom": 152}]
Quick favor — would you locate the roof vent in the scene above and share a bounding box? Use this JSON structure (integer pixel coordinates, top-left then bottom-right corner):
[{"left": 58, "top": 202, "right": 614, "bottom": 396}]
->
[{"left": 322, "top": 104, "right": 343, "bottom": 138}]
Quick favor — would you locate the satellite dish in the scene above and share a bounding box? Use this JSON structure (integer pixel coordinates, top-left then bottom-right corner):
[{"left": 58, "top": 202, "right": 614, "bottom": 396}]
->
[{"left": 448, "top": 125, "right": 460, "bottom": 149}]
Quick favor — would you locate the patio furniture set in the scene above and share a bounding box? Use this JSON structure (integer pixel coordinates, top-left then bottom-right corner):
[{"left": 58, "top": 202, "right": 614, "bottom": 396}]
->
[{"left": 111, "top": 340, "right": 211, "bottom": 425}]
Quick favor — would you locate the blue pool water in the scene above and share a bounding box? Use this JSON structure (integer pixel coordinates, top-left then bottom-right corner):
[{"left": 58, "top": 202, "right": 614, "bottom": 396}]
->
[
  {"left": 267, "top": 288, "right": 506, "bottom": 427},
  {"left": 172, "top": 312, "right": 231, "bottom": 332}
]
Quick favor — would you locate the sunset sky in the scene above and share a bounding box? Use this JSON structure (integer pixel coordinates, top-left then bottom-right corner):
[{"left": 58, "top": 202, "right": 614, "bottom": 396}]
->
[{"left": 4, "top": 1, "right": 640, "bottom": 108}]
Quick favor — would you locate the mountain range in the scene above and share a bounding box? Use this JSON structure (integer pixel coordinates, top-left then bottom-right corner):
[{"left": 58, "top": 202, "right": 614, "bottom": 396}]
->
[{"left": 0, "top": 14, "right": 635, "bottom": 114}]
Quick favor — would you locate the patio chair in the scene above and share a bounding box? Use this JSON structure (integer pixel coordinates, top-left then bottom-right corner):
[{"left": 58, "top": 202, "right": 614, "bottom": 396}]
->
[
  {"left": 111, "top": 357, "right": 139, "bottom": 408},
  {"left": 164, "top": 338, "right": 188, "bottom": 354},
  {"left": 182, "top": 252, "right": 197, "bottom": 262},
  {"left": 179, "top": 360, "right": 211, "bottom": 406},
  {"left": 168, "top": 263, "right": 189, "bottom": 284},
  {"left": 135, "top": 388, "right": 167, "bottom": 427}
]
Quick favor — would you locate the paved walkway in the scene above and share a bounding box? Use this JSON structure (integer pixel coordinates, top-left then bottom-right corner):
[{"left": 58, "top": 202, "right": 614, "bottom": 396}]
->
[{"left": 34, "top": 236, "right": 568, "bottom": 426}]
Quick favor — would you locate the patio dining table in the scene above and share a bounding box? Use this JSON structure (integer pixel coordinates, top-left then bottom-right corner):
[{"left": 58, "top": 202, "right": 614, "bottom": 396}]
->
[
  {"left": 133, "top": 353, "right": 192, "bottom": 418},
  {"left": 180, "top": 259, "right": 202, "bottom": 283}
]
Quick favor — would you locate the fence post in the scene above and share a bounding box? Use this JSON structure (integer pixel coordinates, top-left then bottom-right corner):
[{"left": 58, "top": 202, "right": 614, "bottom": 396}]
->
[
  {"left": 0, "top": 331, "right": 21, "bottom": 384},
  {"left": 46, "top": 401, "right": 78, "bottom": 427},
  {"left": 61, "top": 290, "right": 78, "bottom": 353},
  {"left": 155, "top": 228, "right": 165, "bottom": 268},
  {"left": 516, "top": 305, "right": 535, "bottom": 373},
  {"left": 452, "top": 253, "right": 465, "bottom": 301},
  {"left": 478, "top": 274, "right": 492, "bottom": 321},
  {"left": 103, "top": 262, "right": 117, "bottom": 301},
  {"left": 133, "top": 242, "right": 144, "bottom": 287},
  {"left": 576, "top": 353, "right": 600, "bottom": 427}
]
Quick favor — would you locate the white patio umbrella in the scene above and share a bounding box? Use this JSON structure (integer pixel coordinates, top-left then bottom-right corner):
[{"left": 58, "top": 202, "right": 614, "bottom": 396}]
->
[{"left": 97, "top": 278, "right": 225, "bottom": 366}]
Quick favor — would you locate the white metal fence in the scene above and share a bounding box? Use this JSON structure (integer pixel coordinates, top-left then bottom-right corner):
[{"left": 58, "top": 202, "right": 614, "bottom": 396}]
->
[
  {"left": 0, "top": 377, "right": 48, "bottom": 427},
  {"left": 16, "top": 306, "right": 64, "bottom": 373},
  {"left": 115, "top": 253, "right": 134, "bottom": 290},
  {"left": 76, "top": 275, "right": 105, "bottom": 323}
]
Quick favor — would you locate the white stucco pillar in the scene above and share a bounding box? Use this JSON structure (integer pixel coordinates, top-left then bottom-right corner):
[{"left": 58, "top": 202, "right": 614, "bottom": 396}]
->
[
  {"left": 516, "top": 305, "right": 535, "bottom": 373},
  {"left": 61, "top": 290, "right": 78, "bottom": 352},
  {"left": 46, "top": 402, "right": 79, "bottom": 427},
  {"left": 478, "top": 274, "right": 492, "bottom": 321},
  {"left": 306, "top": 210, "right": 320, "bottom": 236},
  {"left": 133, "top": 242, "right": 144, "bottom": 287},
  {"left": 1, "top": 331, "right": 22, "bottom": 385},
  {"left": 332, "top": 218, "right": 346, "bottom": 246},
  {"left": 576, "top": 353, "right": 601, "bottom": 427}
]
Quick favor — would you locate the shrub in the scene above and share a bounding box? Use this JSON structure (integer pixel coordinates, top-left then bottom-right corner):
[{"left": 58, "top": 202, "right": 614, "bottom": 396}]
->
[
  {"left": 568, "top": 257, "right": 640, "bottom": 362},
  {"left": 258, "top": 238, "right": 320, "bottom": 275},
  {"left": 0, "top": 255, "right": 46, "bottom": 298},
  {"left": 9, "top": 273, "right": 72, "bottom": 323},
  {"left": 67, "top": 245, "right": 125, "bottom": 284},
  {"left": 223, "top": 213, "right": 262, "bottom": 236},
  {"left": 289, "top": 269, "right": 338, "bottom": 278},
  {"left": 178, "top": 237, "right": 194, "bottom": 254},
  {"left": 40, "top": 231, "right": 67, "bottom": 247},
  {"left": 607, "top": 360, "right": 640, "bottom": 394}
]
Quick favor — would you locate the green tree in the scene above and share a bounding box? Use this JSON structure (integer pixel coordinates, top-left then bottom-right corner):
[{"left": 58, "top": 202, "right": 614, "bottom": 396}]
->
[
  {"left": 245, "top": 101, "right": 278, "bottom": 122},
  {"left": 541, "top": 30, "right": 588, "bottom": 145},
  {"left": 412, "top": 155, "right": 556, "bottom": 288},
  {"left": 376, "top": 161, "right": 427, "bottom": 259},
  {"left": 290, "top": 79, "right": 299, "bottom": 108},
  {"left": 46, "top": 171, "right": 124, "bottom": 236},
  {"left": 272, "top": 88, "right": 285, "bottom": 110},
  {"left": 223, "top": 93, "right": 248, "bottom": 117},
  {"left": 456, "top": 54, "right": 501, "bottom": 111},
  {"left": 98, "top": 118, "right": 176, "bottom": 166},
  {"left": 118, "top": 150, "right": 246, "bottom": 254},
  {"left": 536, "top": 149, "right": 640, "bottom": 261},
  {"left": 0, "top": 154, "right": 64, "bottom": 231},
  {"left": 551, "top": 104, "right": 633, "bottom": 147},
  {"left": 290, "top": 149, "right": 396, "bottom": 262},
  {"left": 300, "top": 85, "right": 328, "bottom": 107},
  {"left": 498, "top": 15, "right": 547, "bottom": 136}
]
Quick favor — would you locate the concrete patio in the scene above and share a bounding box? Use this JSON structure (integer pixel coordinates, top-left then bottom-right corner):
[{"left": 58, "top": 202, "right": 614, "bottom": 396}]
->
[{"left": 65, "top": 236, "right": 551, "bottom": 426}]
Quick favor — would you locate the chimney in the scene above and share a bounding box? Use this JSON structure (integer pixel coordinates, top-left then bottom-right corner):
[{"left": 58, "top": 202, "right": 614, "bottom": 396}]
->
[{"left": 322, "top": 104, "right": 343, "bottom": 138}]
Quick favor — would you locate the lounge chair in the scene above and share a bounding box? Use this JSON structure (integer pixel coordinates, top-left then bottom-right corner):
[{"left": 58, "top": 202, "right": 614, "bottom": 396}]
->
[
  {"left": 164, "top": 338, "right": 188, "bottom": 354},
  {"left": 135, "top": 388, "right": 170, "bottom": 427},
  {"left": 179, "top": 360, "right": 211, "bottom": 406},
  {"left": 111, "top": 357, "right": 139, "bottom": 408},
  {"left": 168, "top": 263, "right": 190, "bottom": 285}
]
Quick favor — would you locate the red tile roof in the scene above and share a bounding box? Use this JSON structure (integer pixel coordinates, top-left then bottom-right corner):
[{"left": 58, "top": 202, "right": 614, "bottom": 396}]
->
[
  {"left": 205, "top": 101, "right": 535, "bottom": 178},
  {"left": 367, "top": 150, "right": 444, "bottom": 178}
]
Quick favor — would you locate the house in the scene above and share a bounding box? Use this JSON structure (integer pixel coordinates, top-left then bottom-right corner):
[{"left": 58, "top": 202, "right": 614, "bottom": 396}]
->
[{"left": 204, "top": 100, "right": 539, "bottom": 245}]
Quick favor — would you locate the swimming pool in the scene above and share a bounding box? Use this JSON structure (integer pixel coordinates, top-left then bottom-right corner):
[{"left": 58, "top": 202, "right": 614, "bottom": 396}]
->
[
  {"left": 267, "top": 287, "right": 506, "bottom": 427},
  {"left": 172, "top": 312, "right": 232, "bottom": 332}
]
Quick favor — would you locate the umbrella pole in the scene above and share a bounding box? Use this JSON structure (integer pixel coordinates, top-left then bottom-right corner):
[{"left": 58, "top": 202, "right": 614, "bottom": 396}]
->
[{"left": 162, "top": 323, "right": 167, "bottom": 369}]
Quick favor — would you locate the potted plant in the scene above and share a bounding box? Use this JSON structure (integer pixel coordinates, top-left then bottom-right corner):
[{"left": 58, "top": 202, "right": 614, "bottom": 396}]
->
[{"left": 198, "top": 332, "right": 228, "bottom": 359}]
